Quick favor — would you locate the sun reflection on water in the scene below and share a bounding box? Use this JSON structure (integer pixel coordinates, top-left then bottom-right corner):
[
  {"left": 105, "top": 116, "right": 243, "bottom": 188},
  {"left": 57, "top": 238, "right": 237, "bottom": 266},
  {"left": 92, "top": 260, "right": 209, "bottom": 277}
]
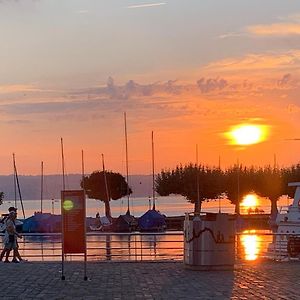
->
[{"left": 240, "top": 230, "right": 261, "bottom": 261}]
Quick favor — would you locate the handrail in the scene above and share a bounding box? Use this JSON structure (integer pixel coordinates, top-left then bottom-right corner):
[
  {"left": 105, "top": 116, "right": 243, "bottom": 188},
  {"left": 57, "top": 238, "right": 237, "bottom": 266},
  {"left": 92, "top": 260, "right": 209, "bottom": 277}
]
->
[{"left": 1, "top": 231, "right": 300, "bottom": 262}]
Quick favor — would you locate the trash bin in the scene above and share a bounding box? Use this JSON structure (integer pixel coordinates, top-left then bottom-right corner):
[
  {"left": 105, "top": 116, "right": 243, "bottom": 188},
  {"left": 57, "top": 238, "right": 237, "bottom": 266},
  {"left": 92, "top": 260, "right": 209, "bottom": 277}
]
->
[{"left": 184, "top": 212, "right": 236, "bottom": 270}]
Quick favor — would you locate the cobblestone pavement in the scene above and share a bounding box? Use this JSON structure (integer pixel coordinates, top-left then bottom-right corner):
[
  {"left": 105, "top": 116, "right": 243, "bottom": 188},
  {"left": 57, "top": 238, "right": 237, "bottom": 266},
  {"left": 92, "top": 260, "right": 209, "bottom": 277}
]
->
[{"left": 1, "top": 260, "right": 299, "bottom": 299}]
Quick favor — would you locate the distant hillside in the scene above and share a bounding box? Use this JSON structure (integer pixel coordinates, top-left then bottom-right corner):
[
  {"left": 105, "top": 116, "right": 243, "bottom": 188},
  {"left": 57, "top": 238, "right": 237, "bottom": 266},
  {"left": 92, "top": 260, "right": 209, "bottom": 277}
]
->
[{"left": 0, "top": 174, "right": 153, "bottom": 200}]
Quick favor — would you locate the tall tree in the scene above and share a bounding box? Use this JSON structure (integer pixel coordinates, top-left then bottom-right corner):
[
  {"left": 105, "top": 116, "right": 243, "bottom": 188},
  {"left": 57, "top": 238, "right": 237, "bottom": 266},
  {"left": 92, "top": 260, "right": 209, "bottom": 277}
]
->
[
  {"left": 281, "top": 164, "right": 300, "bottom": 200},
  {"left": 254, "top": 166, "right": 283, "bottom": 217},
  {"left": 156, "top": 164, "right": 223, "bottom": 212},
  {"left": 81, "top": 171, "right": 132, "bottom": 219},
  {"left": 224, "top": 165, "right": 257, "bottom": 214}
]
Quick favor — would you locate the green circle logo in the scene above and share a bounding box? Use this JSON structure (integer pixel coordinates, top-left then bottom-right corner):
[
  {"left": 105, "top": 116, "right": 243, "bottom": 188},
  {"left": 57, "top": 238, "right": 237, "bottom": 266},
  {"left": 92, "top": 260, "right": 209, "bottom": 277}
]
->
[{"left": 63, "top": 199, "right": 74, "bottom": 211}]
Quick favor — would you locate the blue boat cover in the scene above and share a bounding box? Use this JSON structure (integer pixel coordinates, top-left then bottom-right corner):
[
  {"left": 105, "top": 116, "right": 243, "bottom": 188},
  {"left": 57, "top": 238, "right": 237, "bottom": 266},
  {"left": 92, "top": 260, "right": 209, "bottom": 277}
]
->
[
  {"left": 138, "top": 209, "right": 166, "bottom": 231},
  {"left": 22, "top": 213, "right": 61, "bottom": 233}
]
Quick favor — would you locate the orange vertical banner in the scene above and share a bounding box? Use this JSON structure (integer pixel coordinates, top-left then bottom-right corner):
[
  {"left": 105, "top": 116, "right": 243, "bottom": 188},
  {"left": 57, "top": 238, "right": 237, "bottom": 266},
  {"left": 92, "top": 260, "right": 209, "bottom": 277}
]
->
[{"left": 61, "top": 190, "right": 86, "bottom": 254}]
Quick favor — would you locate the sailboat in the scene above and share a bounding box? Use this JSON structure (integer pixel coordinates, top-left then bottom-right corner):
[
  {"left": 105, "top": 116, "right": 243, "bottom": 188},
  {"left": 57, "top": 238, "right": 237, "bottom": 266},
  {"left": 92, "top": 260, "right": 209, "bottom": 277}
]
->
[
  {"left": 0, "top": 154, "right": 25, "bottom": 232},
  {"left": 114, "top": 112, "right": 137, "bottom": 232},
  {"left": 138, "top": 131, "right": 166, "bottom": 232},
  {"left": 22, "top": 161, "right": 61, "bottom": 233}
]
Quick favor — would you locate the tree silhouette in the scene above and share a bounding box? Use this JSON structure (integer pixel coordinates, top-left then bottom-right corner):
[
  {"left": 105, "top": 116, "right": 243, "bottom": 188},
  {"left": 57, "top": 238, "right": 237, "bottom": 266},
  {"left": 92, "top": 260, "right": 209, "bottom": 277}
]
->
[
  {"left": 156, "top": 164, "right": 223, "bottom": 213},
  {"left": 81, "top": 171, "right": 132, "bottom": 219},
  {"left": 224, "top": 165, "right": 257, "bottom": 214},
  {"left": 0, "top": 192, "right": 4, "bottom": 206},
  {"left": 281, "top": 164, "right": 300, "bottom": 198},
  {"left": 254, "top": 166, "right": 283, "bottom": 217},
  {"left": 157, "top": 162, "right": 300, "bottom": 216}
]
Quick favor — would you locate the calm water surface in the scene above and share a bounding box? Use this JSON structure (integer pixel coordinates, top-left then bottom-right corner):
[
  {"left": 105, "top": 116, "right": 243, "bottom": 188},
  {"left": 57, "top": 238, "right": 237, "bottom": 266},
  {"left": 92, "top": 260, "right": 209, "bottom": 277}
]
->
[
  {"left": 3, "top": 194, "right": 287, "bottom": 217},
  {"left": 0, "top": 230, "right": 273, "bottom": 262},
  {"left": 1, "top": 196, "right": 277, "bottom": 262}
]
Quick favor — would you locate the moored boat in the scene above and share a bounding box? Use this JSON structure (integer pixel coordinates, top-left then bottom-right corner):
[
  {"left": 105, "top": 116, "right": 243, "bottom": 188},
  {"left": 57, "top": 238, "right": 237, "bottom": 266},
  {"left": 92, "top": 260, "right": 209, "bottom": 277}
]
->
[{"left": 268, "top": 182, "right": 300, "bottom": 258}]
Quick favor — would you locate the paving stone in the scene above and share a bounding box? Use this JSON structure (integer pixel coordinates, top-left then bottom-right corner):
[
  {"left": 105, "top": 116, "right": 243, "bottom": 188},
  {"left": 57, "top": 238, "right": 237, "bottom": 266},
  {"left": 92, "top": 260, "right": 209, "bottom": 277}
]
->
[{"left": 0, "top": 260, "right": 299, "bottom": 299}]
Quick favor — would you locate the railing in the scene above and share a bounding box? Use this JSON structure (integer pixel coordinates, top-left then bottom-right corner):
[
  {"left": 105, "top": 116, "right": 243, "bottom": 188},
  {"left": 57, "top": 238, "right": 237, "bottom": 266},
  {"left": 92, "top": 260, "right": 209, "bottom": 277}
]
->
[
  {"left": 1, "top": 231, "right": 300, "bottom": 262},
  {"left": 0, "top": 232, "right": 184, "bottom": 261}
]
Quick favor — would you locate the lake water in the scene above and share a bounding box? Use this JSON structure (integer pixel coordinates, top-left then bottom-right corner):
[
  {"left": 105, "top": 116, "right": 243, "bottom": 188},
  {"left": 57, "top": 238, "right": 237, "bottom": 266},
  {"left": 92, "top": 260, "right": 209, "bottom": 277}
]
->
[
  {"left": 0, "top": 230, "right": 275, "bottom": 262},
  {"left": 2, "top": 194, "right": 289, "bottom": 218},
  {"left": 1, "top": 196, "right": 208, "bottom": 218},
  {"left": 0, "top": 196, "right": 285, "bottom": 262}
]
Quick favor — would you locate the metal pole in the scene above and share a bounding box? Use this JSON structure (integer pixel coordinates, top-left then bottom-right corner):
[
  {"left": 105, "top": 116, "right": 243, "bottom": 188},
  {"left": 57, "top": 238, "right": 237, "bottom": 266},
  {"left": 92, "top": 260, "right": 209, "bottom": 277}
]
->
[
  {"left": 61, "top": 138, "right": 65, "bottom": 191},
  {"left": 218, "top": 155, "right": 221, "bottom": 213},
  {"left": 124, "top": 112, "right": 130, "bottom": 215},
  {"left": 61, "top": 191, "right": 65, "bottom": 280},
  {"left": 82, "top": 150, "right": 88, "bottom": 281},
  {"left": 102, "top": 154, "right": 111, "bottom": 218},
  {"left": 81, "top": 150, "right": 85, "bottom": 191},
  {"left": 195, "top": 144, "right": 200, "bottom": 215},
  {"left": 13, "top": 154, "right": 17, "bottom": 208},
  {"left": 13, "top": 154, "right": 26, "bottom": 219},
  {"left": 40, "top": 161, "right": 44, "bottom": 213},
  {"left": 152, "top": 131, "right": 155, "bottom": 211},
  {"left": 60, "top": 138, "right": 65, "bottom": 280},
  {"left": 237, "top": 159, "right": 240, "bottom": 215}
]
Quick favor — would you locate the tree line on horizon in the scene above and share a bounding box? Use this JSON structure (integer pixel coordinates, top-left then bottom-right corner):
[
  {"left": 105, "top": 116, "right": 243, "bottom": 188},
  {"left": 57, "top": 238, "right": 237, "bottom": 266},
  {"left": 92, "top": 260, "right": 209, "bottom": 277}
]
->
[
  {"left": 155, "top": 163, "right": 300, "bottom": 216},
  {"left": 70, "top": 163, "right": 300, "bottom": 219}
]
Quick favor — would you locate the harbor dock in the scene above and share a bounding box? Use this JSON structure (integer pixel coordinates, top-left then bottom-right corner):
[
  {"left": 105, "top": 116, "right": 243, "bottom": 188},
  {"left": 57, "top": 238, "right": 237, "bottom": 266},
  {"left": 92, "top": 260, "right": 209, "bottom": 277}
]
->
[{"left": 1, "top": 260, "right": 299, "bottom": 299}]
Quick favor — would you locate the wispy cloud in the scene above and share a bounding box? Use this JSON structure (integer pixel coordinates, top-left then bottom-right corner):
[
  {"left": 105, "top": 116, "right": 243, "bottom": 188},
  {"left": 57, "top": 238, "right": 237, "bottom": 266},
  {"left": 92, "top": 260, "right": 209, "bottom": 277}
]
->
[
  {"left": 204, "top": 50, "right": 300, "bottom": 73},
  {"left": 217, "top": 32, "right": 246, "bottom": 39},
  {"left": 248, "top": 23, "right": 300, "bottom": 36},
  {"left": 127, "top": 2, "right": 167, "bottom": 9},
  {"left": 75, "top": 10, "right": 89, "bottom": 14},
  {"left": 219, "top": 13, "right": 300, "bottom": 39},
  {"left": 0, "top": 84, "right": 43, "bottom": 94}
]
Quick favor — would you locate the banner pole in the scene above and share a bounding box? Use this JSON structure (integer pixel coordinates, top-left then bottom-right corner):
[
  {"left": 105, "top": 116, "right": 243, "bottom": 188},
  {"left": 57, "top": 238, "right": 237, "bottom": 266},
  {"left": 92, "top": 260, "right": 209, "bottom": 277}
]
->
[
  {"left": 61, "top": 138, "right": 66, "bottom": 281},
  {"left": 61, "top": 191, "right": 65, "bottom": 280}
]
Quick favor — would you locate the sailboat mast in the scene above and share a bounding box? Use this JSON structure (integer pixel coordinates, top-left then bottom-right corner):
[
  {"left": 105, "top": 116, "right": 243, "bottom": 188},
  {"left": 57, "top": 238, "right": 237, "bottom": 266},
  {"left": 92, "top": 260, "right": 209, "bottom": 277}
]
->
[
  {"left": 237, "top": 158, "right": 240, "bottom": 215},
  {"left": 40, "top": 161, "right": 44, "bottom": 213},
  {"left": 102, "top": 153, "right": 111, "bottom": 218},
  {"left": 152, "top": 131, "right": 156, "bottom": 211},
  {"left": 13, "top": 154, "right": 17, "bottom": 208},
  {"left": 195, "top": 144, "right": 200, "bottom": 215},
  {"left": 13, "top": 153, "right": 26, "bottom": 219},
  {"left": 81, "top": 150, "right": 85, "bottom": 191},
  {"left": 124, "top": 112, "right": 130, "bottom": 215},
  {"left": 61, "top": 138, "right": 66, "bottom": 191}
]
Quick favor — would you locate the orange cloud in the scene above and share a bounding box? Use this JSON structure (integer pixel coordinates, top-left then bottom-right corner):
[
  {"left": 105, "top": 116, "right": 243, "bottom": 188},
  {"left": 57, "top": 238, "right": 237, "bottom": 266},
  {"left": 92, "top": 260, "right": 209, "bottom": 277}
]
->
[
  {"left": 0, "top": 84, "right": 42, "bottom": 94},
  {"left": 248, "top": 23, "right": 300, "bottom": 36},
  {"left": 204, "top": 50, "right": 300, "bottom": 75},
  {"left": 0, "top": 72, "right": 300, "bottom": 175}
]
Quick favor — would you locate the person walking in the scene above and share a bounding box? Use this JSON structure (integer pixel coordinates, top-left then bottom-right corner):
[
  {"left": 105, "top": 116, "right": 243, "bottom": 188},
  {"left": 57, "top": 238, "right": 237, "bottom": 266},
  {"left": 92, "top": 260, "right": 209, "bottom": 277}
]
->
[{"left": 0, "top": 210, "right": 23, "bottom": 263}]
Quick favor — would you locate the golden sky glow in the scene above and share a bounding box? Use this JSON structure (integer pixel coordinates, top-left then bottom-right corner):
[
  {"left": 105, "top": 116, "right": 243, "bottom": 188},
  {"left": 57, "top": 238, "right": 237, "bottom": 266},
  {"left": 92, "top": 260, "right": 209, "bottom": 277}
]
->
[
  {"left": 248, "top": 23, "right": 300, "bottom": 36},
  {"left": 240, "top": 194, "right": 259, "bottom": 209},
  {"left": 1, "top": 2, "right": 300, "bottom": 175},
  {"left": 226, "top": 124, "right": 269, "bottom": 146}
]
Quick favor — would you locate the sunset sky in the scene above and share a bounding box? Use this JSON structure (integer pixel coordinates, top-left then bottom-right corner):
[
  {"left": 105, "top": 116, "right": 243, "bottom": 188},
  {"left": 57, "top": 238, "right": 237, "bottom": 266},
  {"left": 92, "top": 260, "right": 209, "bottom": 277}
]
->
[{"left": 1, "top": 0, "right": 300, "bottom": 175}]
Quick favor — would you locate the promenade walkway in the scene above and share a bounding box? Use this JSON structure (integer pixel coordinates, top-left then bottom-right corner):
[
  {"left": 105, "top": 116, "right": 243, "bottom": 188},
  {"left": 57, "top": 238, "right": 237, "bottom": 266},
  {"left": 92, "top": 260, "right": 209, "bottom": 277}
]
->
[{"left": 1, "top": 260, "right": 299, "bottom": 299}]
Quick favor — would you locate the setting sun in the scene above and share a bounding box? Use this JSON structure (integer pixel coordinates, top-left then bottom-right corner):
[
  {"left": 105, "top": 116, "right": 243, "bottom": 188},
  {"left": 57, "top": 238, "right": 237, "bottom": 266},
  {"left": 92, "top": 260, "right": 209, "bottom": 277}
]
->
[
  {"left": 227, "top": 124, "right": 268, "bottom": 145},
  {"left": 241, "top": 194, "right": 259, "bottom": 209}
]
